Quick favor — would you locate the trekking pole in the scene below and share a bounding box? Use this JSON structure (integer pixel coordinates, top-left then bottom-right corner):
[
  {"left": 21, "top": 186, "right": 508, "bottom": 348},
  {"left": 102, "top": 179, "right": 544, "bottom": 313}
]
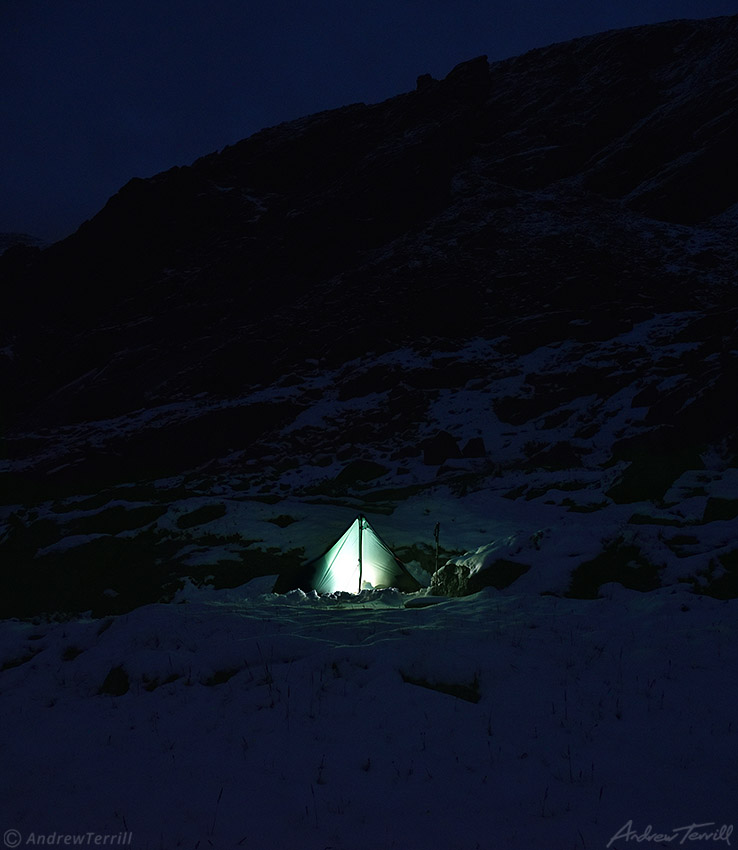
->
[
  {"left": 358, "top": 515, "right": 364, "bottom": 592},
  {"left": 434, "top": 522, "right": 440, "bottom": 573}
]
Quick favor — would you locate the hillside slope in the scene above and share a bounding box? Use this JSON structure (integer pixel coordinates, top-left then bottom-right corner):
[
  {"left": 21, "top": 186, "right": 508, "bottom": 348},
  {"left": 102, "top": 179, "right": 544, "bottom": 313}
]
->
[{"left": 1, "top": 15, "right": 737, "bottom": 615}]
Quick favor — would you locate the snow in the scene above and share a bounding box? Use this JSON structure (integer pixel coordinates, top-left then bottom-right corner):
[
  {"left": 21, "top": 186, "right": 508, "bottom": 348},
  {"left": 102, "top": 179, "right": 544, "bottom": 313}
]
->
[
  {"left": 2, "top": 261, "right": 736, "bottom": 846},
  {"left": 35, "top": 533, "right": 108, "bottom": 557},
  {"left": 1, "top": 579, "right": 735, "bottom": 849}
]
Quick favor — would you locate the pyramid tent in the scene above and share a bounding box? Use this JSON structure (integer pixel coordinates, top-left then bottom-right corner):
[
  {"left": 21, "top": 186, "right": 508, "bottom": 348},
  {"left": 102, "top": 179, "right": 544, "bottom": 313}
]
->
[{"left": 301, "top": 514, "right": 420, "bottom": 594}]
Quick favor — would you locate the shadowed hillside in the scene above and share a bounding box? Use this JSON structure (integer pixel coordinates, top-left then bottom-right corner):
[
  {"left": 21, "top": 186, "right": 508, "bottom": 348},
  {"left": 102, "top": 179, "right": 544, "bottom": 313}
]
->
[{"left": 2, "top": 15, "right": 737, "bottom": 615}]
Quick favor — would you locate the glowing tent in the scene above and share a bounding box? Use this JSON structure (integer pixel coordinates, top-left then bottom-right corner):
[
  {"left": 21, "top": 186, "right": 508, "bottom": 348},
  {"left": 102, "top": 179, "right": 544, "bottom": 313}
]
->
[{"left": 300, "top": 514, "right": 419, "bottom": 594}]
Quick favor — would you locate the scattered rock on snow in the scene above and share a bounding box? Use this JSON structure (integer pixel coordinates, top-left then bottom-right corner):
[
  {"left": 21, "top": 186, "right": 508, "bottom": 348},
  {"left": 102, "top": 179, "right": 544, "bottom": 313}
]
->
[{"left": 431, "top": 558, "right": 530, "bottom": 596}]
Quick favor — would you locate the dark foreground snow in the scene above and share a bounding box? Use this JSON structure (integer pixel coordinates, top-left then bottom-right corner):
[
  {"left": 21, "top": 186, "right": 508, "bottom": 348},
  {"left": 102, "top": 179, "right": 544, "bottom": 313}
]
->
[{"left": 1, "top": 579, "right": 735, "bottom": 849}]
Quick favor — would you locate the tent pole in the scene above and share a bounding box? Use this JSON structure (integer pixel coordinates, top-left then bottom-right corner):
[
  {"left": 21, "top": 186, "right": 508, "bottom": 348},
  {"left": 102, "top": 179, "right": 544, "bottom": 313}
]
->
[{"left": 358, "top": 515, "right": 363, "bottom": 592}]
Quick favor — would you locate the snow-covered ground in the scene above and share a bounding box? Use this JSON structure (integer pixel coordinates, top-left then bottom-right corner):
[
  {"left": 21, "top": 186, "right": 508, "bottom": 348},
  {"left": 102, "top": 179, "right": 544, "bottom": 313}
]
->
[{"left": 1, "top": 578, "right": 735, "bottom": 849}]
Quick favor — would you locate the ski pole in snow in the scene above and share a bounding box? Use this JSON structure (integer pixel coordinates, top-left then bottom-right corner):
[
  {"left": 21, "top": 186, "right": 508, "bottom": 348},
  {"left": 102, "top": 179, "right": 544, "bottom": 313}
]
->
[{"left": 434, "top": 522, "right": 440, "bottom": 573}]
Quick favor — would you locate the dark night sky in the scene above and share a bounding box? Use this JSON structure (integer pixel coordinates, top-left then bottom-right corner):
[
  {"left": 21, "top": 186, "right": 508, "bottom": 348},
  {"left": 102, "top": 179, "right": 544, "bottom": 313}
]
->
[{"left": 2, "top": 0, "right": 737, "bottom": 244}]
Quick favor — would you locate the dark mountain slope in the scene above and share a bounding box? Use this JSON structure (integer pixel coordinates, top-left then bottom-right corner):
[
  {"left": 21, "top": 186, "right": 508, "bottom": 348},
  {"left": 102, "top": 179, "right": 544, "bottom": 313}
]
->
[
  {"left": 4, "top": 15, "right": 738, "bottom": 427},
  {"left": 1, "top": 16, "right": 738, "bottom": 614}
]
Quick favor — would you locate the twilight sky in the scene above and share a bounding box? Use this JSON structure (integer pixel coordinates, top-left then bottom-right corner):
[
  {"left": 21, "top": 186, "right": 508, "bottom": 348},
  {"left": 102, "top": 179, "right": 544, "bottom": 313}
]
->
[{"left": 2, "top": 0, "right": 736, "bottom": 244}]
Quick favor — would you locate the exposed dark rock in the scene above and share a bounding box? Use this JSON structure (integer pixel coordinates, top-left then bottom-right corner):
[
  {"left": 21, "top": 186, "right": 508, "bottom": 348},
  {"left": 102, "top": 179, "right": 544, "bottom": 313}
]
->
[
  {"left": 429, "top": 562, "right": 469, "bottom": 596},
  {"left": 422, "top": 431, "right": 462, "bottom": 465},
  {"left": 607, "top": 427, "right": 705, "bottom": 503},
  {"left": 442, "top": 55, "right": 491, "bottom": 97},
  {"left": 704, "top": 550, "right": 738, "bottom": 599},
  {"left": 175, "top": 503, "right": 227, "bottom": 530},
  {"left": 468, "top": 559, "right": 530, "bottom": 593},
  {"left": 416, "top": 73, "right": 436, "bottom": 92},
  {"left": 401, "top": 671, "right": 481, "bottom": 703},
  {"left": 99, "top": 665, "right": 130, "bottom": 696},
  {"left": 333, "top": 460, "right": 389, "bottom": 486},
  {"left": 65, "top": 505, "right": 167, "bottom": 536},
  {"left": 525, "top": 442, "right": 584, "bottom": 472},
  {"left": 703, "top": 498, "right": 738, "bottom": 523},
  {"left": 461, "top": 437, "right": 486, "bottom": 458},
  {"left": 267, "top": 514, "right": 298, "bottom": 529},
  {"left": 337, "top": 364, "right": 400, "bottom": 401},
  {"left": 405, "top": 361, "right": 480, "bottom": 390},
  {"left": 3, "top": 16, "right": 738, "bottom": 430},
  {"left": 567, "top": 544, "right": 662, "bottom": 599},
  {"left": 430, "top": 558, "right": 530, "bottom": 596}
]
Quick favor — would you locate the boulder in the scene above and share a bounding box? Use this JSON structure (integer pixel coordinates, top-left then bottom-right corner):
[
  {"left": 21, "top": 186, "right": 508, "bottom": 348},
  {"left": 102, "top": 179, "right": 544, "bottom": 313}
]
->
[
  {"left": 431, "top": 558, "right": 530, "bottom": 596},
  {"left": 462, "top": 437, "right": 486, "bottom": 458},
  {"left": 422, "top": 430, "right": 463, "bottom": 465}
]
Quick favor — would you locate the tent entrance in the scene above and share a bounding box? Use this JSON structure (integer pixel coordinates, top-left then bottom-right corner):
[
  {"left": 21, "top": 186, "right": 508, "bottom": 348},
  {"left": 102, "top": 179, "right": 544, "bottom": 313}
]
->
[{"left": 306, "top": 514, "right": 417, "bottom": 594}]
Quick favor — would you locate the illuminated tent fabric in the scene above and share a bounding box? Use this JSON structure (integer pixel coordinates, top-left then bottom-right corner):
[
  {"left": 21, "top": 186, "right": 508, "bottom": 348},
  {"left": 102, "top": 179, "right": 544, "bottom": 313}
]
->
[{"left": 302, "top": 514, "right": 419, "bottom": 594}]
